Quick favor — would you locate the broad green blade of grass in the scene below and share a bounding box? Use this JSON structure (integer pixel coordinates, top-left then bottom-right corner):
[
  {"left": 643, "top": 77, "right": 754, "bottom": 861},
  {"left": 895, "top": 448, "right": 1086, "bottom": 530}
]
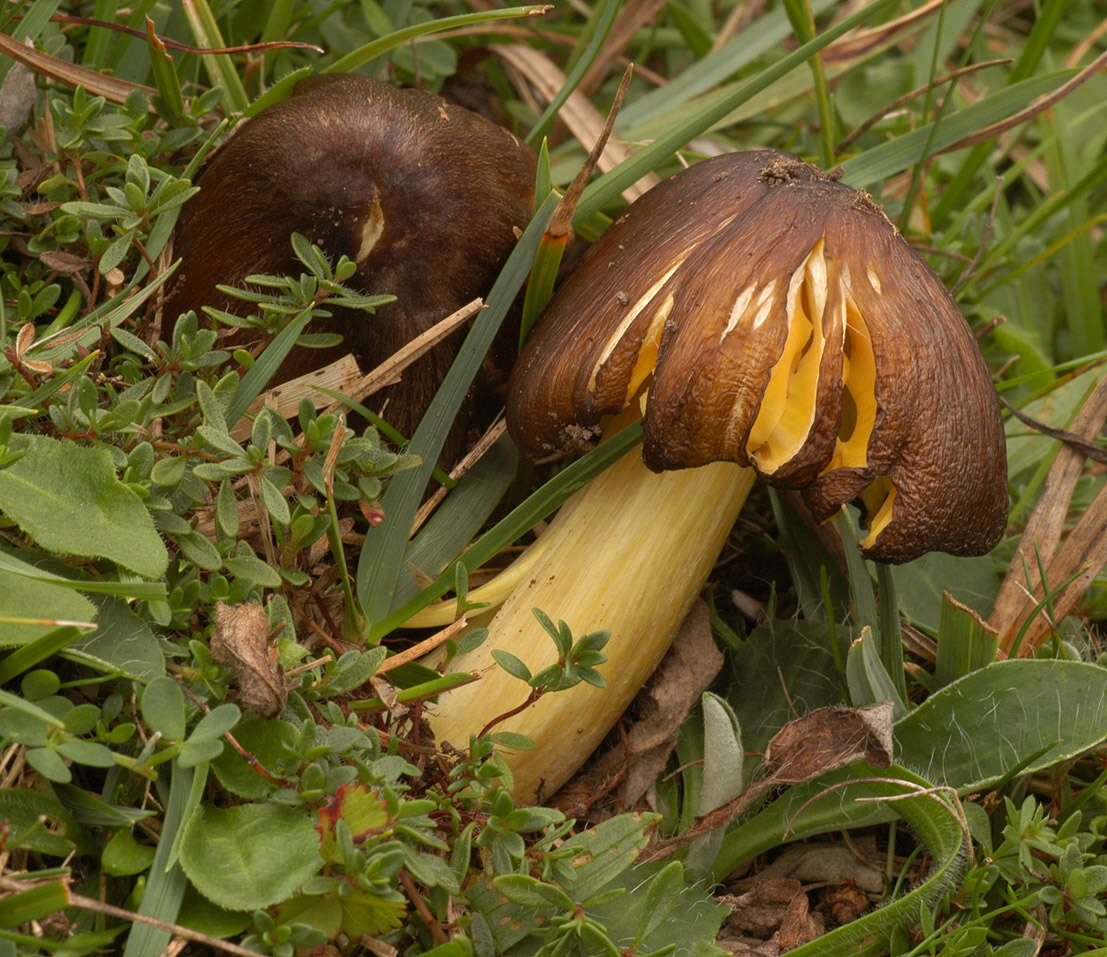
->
[
  {"left": 389, "top": 434, "right": 517, "bottom": 613},
  {"left": 181, "top": 0, "right": 249, "bottom": 113},
  {"left": 614, "top": 0, "right": 838, "bottom": 131},
  {"left": 368, "top": 420, "right": 643, "bottom": 641},
  {"left": 575, "top": 0, "right": 901, "bottom": 220},
  {"left": 1040, "top": 108, "right": 1103, "bottom": 355},
  {"left": 930, "top": 0, "right": 1071, "bottom": 227},
  {"left": 976, "top": 154, "right": 1107, "bottom": 289},
  {"left": 224, "top": 308, "right": 314, "bottom": 426},
  {"left": 783, "top": 0, "right": 836, "bottom": 166},
  {"left": 838, "top": 70, "right": 1079, "bottom": 189},
  {"left": 0, "top": 548, "right": 166, "bottom": 601},
  {"left": 145, "top": 17, "right": 186, "bottom": 123},
  {"left": 0, "top": 627, "right": 83, "bottom": 685},
  {"left": 935, "top": 594, "right": 997, "bottom": 687},
  {"left": 322, "top": 7, "right": 548, "bottom": 75},
  {"left": 122, "top": 761, "right": 196, "bottom": 956},
  {"left": 357, "top": 194, "right": 559, "bottom": 631}
]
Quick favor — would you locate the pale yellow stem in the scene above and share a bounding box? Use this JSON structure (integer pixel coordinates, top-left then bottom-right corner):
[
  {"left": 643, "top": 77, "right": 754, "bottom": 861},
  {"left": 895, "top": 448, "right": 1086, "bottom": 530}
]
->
[
  {"left": 426, "top": 449, "right": 756, "bottom": 803},
  {"left": 401, "top": 532, "right": 549, "bottom": 629}
]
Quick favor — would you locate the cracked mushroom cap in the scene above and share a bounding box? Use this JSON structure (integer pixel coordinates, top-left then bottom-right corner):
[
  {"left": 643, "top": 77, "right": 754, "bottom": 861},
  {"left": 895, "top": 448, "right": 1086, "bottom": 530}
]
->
[{"left": 507, "top": 150, "right": 1008, "bottom": 563}]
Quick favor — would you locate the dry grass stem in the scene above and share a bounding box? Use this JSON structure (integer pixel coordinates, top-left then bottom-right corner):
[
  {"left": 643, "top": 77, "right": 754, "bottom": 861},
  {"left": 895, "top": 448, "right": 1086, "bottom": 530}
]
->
[
  {"left": 838, "top": 59, "right": 1012, "bottom": 154},
  {"left": 822, "top": 0, "right": 951, "bottom": 63},
  {"left": 229, "top": 354, "right": 362, "bottom": 441},
  {"left": 943, "top": 46, "right": 1107, "bottom": 153},
  {"left": 991, "top": 373, "right": 1107, "bottom": 652},
  {"left": 0, "top": 32, "right": 156, "bottom": 106},
  {"left": 410, "top": 418, "right": 507, "bottom": 535},
  {"left": 323, "top": 298, "right": 484, "bottom": 416},
  {"left": 377, "top": 617, "right": 470, "bottom": 674}
]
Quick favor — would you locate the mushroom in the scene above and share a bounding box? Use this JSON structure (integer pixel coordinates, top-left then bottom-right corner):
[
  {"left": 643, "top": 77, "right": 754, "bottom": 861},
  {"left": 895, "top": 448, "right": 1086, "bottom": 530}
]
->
[
  {"left": 164, "top": 73, "right": 535, "bottom": 439},
  {"left": 420, "top": 149, "right": 1008, "bottom": 802}
]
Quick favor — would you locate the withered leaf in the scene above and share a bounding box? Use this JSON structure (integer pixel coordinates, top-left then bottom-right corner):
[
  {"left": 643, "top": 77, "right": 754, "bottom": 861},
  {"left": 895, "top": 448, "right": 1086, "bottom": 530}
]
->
[
  {"left": 211, "top": 601, "right": 287, "bottom": 717},
  {"left": 38, "top": 250, "right": 90, "bottom": 273},
  {"left": 722, "top": 878, "right": 807, "bottom": 939},
  {"left": 763, "top": 702, "right": 893, "bottom": 786},
  {"left": 774, "top": 889, "right": 824, "bottom": 951}
]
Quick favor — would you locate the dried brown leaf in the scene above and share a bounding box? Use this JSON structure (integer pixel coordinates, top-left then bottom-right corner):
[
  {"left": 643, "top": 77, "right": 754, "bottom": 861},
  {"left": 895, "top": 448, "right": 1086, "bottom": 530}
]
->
[
  {"left": 763, "top": 703, "right": 894, "bottom": 786},
  {"left": 774, "top": 889, "right": 824, "bottom": 951},
  {"left": 722, "top": 878, "right": 806, "bottom": 939},
  {"left": 211, "top": 602, "right": 287, "bottom": 717}
]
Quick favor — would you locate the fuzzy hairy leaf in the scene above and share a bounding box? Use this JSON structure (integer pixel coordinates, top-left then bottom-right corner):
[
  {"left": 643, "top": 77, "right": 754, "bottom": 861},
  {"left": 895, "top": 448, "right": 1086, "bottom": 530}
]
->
[
  {"left": 179, "top": 803, "right": 322, "bottom": 911},
  {"left": 0, "top": 436, "right": 167, "bottom": 578}
]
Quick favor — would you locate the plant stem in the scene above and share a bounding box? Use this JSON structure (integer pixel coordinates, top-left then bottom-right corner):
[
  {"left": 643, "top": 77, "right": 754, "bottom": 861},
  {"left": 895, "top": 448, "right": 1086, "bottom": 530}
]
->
[{"left": 427, "top": 450, "right": 756, "bottom": 802}]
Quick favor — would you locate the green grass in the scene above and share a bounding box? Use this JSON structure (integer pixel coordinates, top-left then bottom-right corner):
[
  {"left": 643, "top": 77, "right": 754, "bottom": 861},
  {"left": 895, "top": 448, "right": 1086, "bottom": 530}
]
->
[{"left": 0, "top": 2, "right": 1105, "bottom": 955}]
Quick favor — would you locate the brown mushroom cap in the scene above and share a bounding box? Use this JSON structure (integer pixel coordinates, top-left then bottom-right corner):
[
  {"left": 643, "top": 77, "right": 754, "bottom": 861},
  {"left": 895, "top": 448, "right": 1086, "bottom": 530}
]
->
[
  {"left": 507, "top": 150, "right": 1008, "bottom": 563},
  {"left": 166, "top": 74, "right": 535, "bottom": 436}
]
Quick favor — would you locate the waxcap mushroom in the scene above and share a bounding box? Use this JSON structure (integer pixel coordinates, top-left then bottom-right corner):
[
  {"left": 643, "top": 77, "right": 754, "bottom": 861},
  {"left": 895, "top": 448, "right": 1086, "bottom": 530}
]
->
[
  {"left": 507, "top": 149, "right": 1007, "bottom": 563},
  {"left": 166, "top": 73, "right": 535, "bottom": 437}
]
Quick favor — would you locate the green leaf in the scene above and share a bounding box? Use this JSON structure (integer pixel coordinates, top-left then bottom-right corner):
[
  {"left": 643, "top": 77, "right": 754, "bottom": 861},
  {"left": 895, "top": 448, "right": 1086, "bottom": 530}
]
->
[
  {"left": 188, "top": 703, "right": 240, "bottom": 742},
  {"left": 768, "top": 769, "right": 967, "bottom": 957},
  {"left": 141, "top": 676, "right": 186, "bottom": 741},
  {"left": 559, "top": 813, "right": 659, "bottom": 901},
  {"left": 103, "top": 829, "right": 157, "bottom": 877},
  {"left": 55, "top": 739, "right": 115, "bottom": 767},
  {"left": 0, "top": 788, "right": 90, "bottom": 857},
  {"left": 0, "top": 436, "right": 167, "bottom": 578},
  {"left": 491, "top": 650, "right": 532, "bottom": 683},
  {"left": 0, "top": 568, "right": 96, "bottom": 647},
  {"left": 846, "top": 627, "right": 907, "bottom": 720},
  {"left": 493, "top": 874, "right": 574, "bottom": 911},
  {"left": 25, "top": 747, "right": 70, "bottom": 783},
  {"left": 891, "top": 552, "right": 999, "bottom": 634},
  {"left": 212, "top": 717, "right": 299, "bottom": 800},
  {"left": 697, "top": 693, "right": 744, "bottom": 816},
  {"left": 179, "top": 803, "right": 322, "bottom": 911},
  {"left": 935, "top": 593, "right": 998, "bottom": 686},
  {"left": 686, "top": 693, "right": 745, "bottom": 877},
  {"left": 259, "top": 474, "right": 290, "bottom": 526},
  {"left": 895, "top": 659, "right": 1107, "bottom": 792},
  {"left": 727, "top": 619, "right": 849, "bottom": 785},
  {"left": 178, "top": 736, "right": 225, "bottom": 768},
  {"left": 72, "top": 597, "right": 165, "bottom": 681},
  {"left": 123, "top": 761, "right": 195, "bottom": 957},
  {"left": 587, "top": 860, "right": 729, "bottom": 956}
]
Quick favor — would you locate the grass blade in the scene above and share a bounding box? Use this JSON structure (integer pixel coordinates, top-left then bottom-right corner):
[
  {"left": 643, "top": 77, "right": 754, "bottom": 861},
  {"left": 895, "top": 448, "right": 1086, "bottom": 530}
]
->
[
  {"left": 575, "top": 0, "right": 900, "bottom": 220},
  {"left": 322, "top": 7, "right": 548, "bottom": 76},
  {"left": 356, "top": 194, "right": 559, "bottom": 630}
]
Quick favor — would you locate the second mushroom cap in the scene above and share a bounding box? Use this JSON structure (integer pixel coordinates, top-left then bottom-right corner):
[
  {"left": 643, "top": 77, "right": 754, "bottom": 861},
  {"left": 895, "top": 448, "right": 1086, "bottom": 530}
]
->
[{"left": 507, "top": 150, "right": 1008, "bottom": 563}]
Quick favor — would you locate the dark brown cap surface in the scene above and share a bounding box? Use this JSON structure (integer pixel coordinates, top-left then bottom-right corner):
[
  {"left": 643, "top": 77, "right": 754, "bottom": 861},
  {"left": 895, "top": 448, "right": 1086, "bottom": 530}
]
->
[{"left": 507, "top": 151, "right": 1008, "bottom": 562}]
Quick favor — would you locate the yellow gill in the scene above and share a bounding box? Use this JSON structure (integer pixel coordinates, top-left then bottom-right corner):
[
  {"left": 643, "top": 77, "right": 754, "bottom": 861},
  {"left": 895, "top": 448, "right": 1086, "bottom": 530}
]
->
[{"left": 745, "top": 239, "right": 830, "bottom": 474}]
